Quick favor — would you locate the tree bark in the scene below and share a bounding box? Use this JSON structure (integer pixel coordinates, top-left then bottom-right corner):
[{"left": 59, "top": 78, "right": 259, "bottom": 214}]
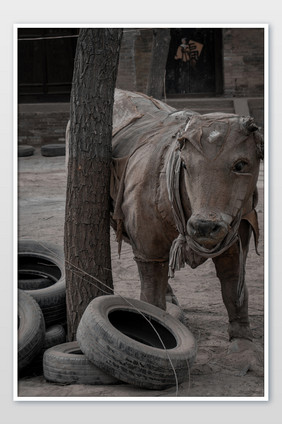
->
[
  {"left": 147, "top": 29, "right": 171, "bottom": 99},
  {"left": 64, "top": 28, "right": 123, "bottom": 341}
]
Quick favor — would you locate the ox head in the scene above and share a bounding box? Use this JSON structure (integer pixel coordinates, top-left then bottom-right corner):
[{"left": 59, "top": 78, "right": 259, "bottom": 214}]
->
[{"left": 176, "top": 113, "right": 263, "bottom": 251}]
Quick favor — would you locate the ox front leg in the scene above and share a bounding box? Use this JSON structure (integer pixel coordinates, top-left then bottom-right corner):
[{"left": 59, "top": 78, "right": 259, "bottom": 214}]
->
[
  {"left": 212, "top": 220, "right": 253, "bottom": 341},
  {"left": 135, "top": 259, "right": 169, "bottom": 310},
  {"left": 212, "top": 221, "right": 263, "bottom": 375}
]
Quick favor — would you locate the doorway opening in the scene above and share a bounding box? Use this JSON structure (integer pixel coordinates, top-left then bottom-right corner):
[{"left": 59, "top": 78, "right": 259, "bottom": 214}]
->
[{"left": 165, "top": 28, "right": 223, "bottom": 97}]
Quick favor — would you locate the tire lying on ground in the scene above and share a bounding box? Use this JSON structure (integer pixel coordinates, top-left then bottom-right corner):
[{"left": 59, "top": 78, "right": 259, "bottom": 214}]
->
[
  {"left": 18, "top": 240, "right": 66, "bottom": 326},
  {"left": 43, "top": 341, "right": 119, "bottom": 385},
  {"left": 18, "top": 290, "right": 45, "bottom": 372},
  {"left": 77, "top": 295, "right": 197, "bottom": 390},
  {"left": 41, "top": 144, "right": 65, "bottom": 157},
  {"left": 18, "top": 145, "right": 35, "bottom": 157},
  {"left": 23, "top": 324, "right": 66, "bottom": 376}
]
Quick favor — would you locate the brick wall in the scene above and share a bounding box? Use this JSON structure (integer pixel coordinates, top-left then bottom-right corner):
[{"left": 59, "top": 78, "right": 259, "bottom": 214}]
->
[
  {"left": 18, "top": 28, "right": 265, "bottom": 147},
  {"left": 117, "top": 28, "right": 264, "bottom": 97},
  {"left": 116, "top": 28, "right": 153, "bottom": 92},
  {"left": 134, "top": 29, "right": 153, "bottom": 92},
  {"left": 116, "top": 30, "right": 137, "bottom": 91},
  {"left": 18, "top": 103, "right": 69, "bottom": 146},
  {"left": 223, "top": 28, "right": 264, "bottom": 97}
]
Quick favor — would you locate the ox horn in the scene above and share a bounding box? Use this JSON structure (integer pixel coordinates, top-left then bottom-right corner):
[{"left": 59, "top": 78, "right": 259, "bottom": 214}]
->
[
  {"left": 241, "top": 116, "right": 259, "bottom": 134},
  {"left": 241, "top": 116, "right": 264, "bottom": 160}
]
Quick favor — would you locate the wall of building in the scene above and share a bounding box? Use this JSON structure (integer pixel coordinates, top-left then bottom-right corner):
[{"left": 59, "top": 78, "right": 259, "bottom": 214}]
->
[
  {"left": 222, "top": 28, "right": 264, "bottom": 97},
  {"left": 116, "top": 30, "right": 137, "bottom": 91},
  {"left": 116, "top": 28, "right": 153, "bottom": 93},
  {"left": 18, "top": 28, "right": 265, "bottom": 147},
  {"left": 116, "top": 27, "right": 264, "bottom": 98},
  {"left": 134, "top": 29, "right": 154, "bottom": 93},
  {"left": 18, "top": 103, "right": 70, "bottom": 146}
]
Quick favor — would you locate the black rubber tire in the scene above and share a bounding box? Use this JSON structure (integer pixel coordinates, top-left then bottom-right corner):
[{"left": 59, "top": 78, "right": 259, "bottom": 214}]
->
[
  {"left": 18, "top": 239, "right": 66, "bottom": 326},
  {"left": 77, "top": 295, "right": 197, "bottom": 390},
  {"left": 44, "top": 324, "right": 66, "bottom": 348},
  {"left": 18, "top": 290, "right": 45, "bottom": 372},
  {"left": 41, "top": 144, "right": 65, "bottom": 157},
  {"left": 18, "top": 269, "right": 56, "bottom": 290},
  {"left": 43, "top": 341, "right": 119, "bottom": 385},
  {"left": 22, "top": 324, "right": 66, "bottom": 376},
  {"left": 18, "top": 145, "right": 35, "bottom": 157}
]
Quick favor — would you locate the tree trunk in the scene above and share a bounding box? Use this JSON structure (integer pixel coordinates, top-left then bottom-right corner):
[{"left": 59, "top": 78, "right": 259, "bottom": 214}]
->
[
  {"left": 64, "top": 28, "right": 123, "bottom": 341},
  {"left": 147, "top": 29, "right": 171, "bottom": 99}
]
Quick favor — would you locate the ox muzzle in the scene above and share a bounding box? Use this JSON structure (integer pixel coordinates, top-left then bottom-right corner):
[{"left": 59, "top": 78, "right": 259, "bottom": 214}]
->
[{"left": 187, "top": 214, "right": 230, "bottom": 249}]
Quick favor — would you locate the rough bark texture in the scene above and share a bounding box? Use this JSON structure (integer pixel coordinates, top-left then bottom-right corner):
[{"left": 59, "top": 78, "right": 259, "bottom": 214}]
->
[
  {"left": 146, "top": 29, "right": 171, "bottom": 99},
  {"left": 64, "top": 28, "right": 123, "bottom": 341}
]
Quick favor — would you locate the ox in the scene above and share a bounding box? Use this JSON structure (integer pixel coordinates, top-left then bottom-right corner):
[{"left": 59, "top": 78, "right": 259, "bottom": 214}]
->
[{"left": 110, "top": 89, "right": 263, "bottom": 350}]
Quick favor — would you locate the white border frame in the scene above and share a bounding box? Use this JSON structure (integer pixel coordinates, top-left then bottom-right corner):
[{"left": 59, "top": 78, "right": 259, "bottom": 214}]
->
[{"left": 13, "top": 23, "right": 269, "bottom": 402}]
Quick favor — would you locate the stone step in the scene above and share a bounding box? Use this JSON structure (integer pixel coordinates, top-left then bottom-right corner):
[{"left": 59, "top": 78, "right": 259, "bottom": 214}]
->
[
  {"left": 18, "top": 97, "right": 263, "bottom": 147},
  {"left": 165, "top": 98, "right": 235, "bottom": 114}
]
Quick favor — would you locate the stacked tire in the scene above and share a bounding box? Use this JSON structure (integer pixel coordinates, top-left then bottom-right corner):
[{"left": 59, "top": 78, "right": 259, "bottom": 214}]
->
[
  {"left": 43, "top": 341, "right": 119, "bottom": 385},
  {"left": 18, "top": 240, "right": 66, "bottom": 327},
  {"left": 17, "top": 239, "right": 119, "bottom": 386},
  {"left": 43, "top": 296, "right": 196, "bottom": 389},
  {"left": 20, "top": 324, "right": 67, "bottom": 376},
  {"left": 17, "top": 240, "right": 67, "bottom": 376},
  {"left": 18, "top": 240, "right": 197, "bottom": 389},
  {"left": 18, "top": 290, "right": 45, "bottom": 372}
]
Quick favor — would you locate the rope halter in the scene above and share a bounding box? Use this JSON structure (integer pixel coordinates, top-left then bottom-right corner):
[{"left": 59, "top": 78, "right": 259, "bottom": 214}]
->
[{"left": 166, "top": 138, "right": 245, "bottom": 306}]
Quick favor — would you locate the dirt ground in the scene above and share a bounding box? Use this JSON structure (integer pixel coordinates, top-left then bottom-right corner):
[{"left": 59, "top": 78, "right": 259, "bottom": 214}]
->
[{"left": 17, "top": 148, "right": 265, "bottom": 399}]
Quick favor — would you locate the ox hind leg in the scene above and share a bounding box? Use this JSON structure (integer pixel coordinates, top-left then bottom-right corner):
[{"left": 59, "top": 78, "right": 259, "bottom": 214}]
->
[
  {"left": 135, "top": 259, "right": 169, "bottom": 310},
  {"left": 212, "top": 220, "right": 253, "bottom": 341}
]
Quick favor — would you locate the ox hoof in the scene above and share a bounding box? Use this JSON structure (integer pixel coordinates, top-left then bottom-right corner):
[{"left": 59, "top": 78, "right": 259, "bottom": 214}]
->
[
  {"left": 166, "top": 283, "right": 180, "bottom": 306},
  {"left": 165, "top": 293, "right": 180, "bottom": 306},
  {"left": 223, "top": 338, "right": 264, "bottom": 377},
  {"left": 166, "top": 302, "right": 184, "bottom": 321}
]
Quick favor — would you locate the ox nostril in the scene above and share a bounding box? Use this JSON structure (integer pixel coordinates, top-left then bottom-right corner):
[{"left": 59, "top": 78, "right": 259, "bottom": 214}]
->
[
  {"left": 210, "top": 223, "right": 222, "bottom": 236},
  {"left": 197, "top": 220, "right": 218, "bottom": 237},
  {"left": 188, "top": 218, "right": 227, "bottom": 239}
]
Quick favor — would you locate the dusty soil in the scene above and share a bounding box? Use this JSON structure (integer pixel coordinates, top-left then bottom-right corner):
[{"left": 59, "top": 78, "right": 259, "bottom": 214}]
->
[{"left": 17, "top": 148, "right": 265, "bottom": 399}]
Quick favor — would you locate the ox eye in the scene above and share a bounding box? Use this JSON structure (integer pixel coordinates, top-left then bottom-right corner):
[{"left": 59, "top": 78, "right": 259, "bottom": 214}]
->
[{"left": 232, "top": 160, "right": 249, "bottom": 173}]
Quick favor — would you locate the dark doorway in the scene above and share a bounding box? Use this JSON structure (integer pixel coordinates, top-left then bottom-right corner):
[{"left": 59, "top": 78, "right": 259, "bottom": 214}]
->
[
  {"left": 165, "top": 28, "right": 223, "bottom": 96},
  {"left": 18, "top": 28, "right": 79, "bottom": 103}
]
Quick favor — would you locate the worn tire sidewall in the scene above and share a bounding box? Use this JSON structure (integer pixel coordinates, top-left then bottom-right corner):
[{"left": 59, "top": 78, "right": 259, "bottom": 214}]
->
[
  {"left": 77, "top": 295, "right": 196, "bottom": 389},
  {"left": 41, "top": 144, "right": 65, "bottom": 157},
  {"left": 43, "top": 341, "right": 118, "bottom": 385},
  {"left": 18, "top": 239, "right": 66, "bottom": 325},
  {"left": 18, "top": 290, "right": 45, "bottom": 371},
  {"left": 18, "top": 145, "right": 35, "bottom": 157},
  {"left": 18, "top": 269, "right": 57, "bottom": 290}
]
